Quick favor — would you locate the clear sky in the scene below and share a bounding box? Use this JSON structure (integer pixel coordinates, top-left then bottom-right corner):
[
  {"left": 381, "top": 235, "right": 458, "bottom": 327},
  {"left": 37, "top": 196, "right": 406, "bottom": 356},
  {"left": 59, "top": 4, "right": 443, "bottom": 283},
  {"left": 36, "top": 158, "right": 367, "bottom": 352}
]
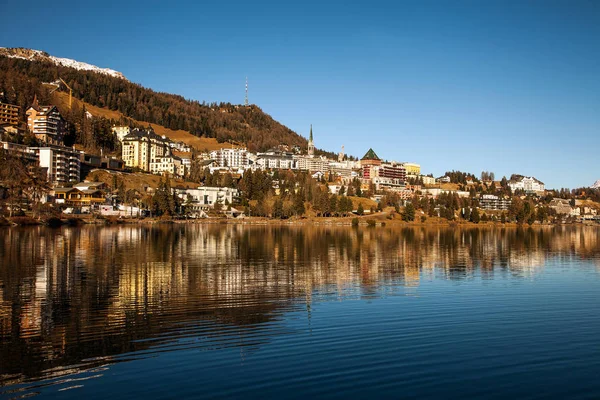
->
[{"left": 1, "top": 0, "right": 599, "bottom": 189}]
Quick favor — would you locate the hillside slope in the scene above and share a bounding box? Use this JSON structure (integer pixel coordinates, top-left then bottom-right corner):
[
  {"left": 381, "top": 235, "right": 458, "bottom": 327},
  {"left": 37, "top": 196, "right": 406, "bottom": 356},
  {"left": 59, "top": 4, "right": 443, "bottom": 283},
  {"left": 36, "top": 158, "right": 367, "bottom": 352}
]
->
[
  {"left": 51, "top": 91, "right": 236, "bottom": 151},
  {"left": 0, "top": 48, "right": 310, "bottom": 153}
]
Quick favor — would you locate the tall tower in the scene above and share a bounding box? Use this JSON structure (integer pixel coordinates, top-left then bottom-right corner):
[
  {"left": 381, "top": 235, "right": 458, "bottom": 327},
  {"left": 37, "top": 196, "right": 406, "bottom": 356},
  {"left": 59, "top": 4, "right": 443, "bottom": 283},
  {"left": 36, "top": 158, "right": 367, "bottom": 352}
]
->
[
  {"left": 244, "top": 77, "right": 249, "bottom": 107},
  {"left": 338, "top": 145, "right": 345, "bottom": 162},
  {"left": 308, "top": 124, "right": 315, "bottom": 157}
]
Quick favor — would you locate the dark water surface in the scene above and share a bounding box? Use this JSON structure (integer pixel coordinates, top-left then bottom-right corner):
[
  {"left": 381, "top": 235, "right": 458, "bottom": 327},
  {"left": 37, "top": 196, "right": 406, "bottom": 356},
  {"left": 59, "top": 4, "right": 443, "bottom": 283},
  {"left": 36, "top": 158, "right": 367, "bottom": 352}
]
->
[{"left": 1, "top": 225, "right": 600, "bottom": 399}]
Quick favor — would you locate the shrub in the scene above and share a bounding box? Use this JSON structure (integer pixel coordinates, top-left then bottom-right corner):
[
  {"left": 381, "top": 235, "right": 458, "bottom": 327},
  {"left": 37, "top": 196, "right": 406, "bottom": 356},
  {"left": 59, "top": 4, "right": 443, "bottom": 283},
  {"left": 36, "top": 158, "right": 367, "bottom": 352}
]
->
[
  {"left": 351, "top": 217, "right": 359, "bottom": 226},
  {"left": 367, "top": 219, "right": 376, "bottom": 227}
]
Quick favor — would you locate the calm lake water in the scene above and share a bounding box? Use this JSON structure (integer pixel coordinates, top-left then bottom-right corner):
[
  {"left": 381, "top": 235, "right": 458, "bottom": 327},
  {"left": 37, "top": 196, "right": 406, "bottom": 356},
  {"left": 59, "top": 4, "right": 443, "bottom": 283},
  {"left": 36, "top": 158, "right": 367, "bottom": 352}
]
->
[{"left": 1, "top": 225, "right": 600, "bottom": 399}]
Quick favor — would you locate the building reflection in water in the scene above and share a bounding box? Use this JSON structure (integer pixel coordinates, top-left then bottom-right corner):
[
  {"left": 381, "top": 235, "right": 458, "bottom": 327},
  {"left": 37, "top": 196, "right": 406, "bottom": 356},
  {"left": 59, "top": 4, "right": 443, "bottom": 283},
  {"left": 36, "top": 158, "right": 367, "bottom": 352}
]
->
[{"left": 0, "top": 225, "right": 599, "bottom": 385}]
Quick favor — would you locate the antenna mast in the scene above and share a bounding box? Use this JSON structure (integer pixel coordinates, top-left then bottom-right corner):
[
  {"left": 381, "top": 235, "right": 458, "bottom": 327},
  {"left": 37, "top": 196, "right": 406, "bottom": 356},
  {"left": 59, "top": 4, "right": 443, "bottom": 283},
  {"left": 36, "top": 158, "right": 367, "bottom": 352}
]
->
[{"left": 245, "top": 77, "right": 249, "bottom": 107}]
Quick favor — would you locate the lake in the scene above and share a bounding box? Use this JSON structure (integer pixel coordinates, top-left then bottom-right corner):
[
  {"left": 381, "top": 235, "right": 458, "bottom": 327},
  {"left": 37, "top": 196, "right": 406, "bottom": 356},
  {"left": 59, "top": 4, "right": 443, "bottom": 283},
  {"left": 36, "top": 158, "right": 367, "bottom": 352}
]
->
[{"left": 1, "top": 225, "right": 600, "bottom": 399}]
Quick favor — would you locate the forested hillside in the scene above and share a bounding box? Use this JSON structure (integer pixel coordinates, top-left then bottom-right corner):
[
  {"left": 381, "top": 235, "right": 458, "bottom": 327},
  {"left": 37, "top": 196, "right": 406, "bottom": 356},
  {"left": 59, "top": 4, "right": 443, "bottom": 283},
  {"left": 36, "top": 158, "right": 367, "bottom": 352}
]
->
[{"left": 0, "top": 52, "right": 312, "bottom": 152}]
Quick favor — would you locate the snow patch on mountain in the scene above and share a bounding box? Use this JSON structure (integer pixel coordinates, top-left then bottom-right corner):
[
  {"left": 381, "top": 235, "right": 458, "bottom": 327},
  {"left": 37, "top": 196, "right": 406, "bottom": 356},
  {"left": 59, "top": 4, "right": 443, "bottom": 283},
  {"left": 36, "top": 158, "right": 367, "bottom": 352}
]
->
[
  {"left": 592, "top": 180, "right": 600, "bottom": 189},
  {"left": 0, "top": 47, "right": 126, "bottom": 80}
]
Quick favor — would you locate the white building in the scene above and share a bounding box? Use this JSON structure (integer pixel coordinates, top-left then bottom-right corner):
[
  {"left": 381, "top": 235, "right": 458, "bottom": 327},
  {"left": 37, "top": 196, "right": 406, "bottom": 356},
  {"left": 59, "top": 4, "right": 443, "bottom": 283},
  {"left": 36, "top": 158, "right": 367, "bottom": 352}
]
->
[
  {"left": 30, "top": 146, "right": 81, "bottom": 185},
  {"left": 149, "top": 153, "right": 186, "bottom": 178},
  {"left": 112, "top": 126, "right": 131, "bottom": 142},
  {"left": 296, "top": 155, "right": 330, "bottom": 173},
  {"left": 175, "top": 186, "right": 239, "bottom": 211},
  {"left": 509, "top": 176, "right": 545, "bottom": 194},
  {"left": 422, "top": 188, "right": 470, "bottom": 198},
  {"left": 210, "top": 148, "right": 250, "bottom": 169},
  {"left": 256, "top": 150, "right": 296, "bottom": 170},
  {"left": 421, "top": 175, "right": 436, "bottom": 185},
  {"left": 168, "top": 141, "right": 191, "bottom": 152},
  {"left": 479, "top": 194, "right": 512, "bottom": 211}
]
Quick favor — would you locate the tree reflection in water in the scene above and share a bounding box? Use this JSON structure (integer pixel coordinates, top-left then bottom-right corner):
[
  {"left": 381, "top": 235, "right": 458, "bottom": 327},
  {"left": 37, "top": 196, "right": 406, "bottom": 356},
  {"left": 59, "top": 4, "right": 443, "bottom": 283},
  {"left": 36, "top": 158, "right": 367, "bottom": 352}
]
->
[{"left": 0, "top": 225, "right": 599, "bottom": 385}]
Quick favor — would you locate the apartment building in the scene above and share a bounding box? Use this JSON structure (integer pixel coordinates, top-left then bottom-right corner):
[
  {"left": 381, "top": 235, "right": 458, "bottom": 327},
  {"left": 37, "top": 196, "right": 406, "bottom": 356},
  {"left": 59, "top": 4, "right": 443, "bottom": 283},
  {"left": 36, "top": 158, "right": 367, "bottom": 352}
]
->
[
  {"left": 256, "top": 150, "right": 296, "bottom": 170},
  {"left": 402, "top": 162, "right": 421, "bottom": 176},
  {"left": 0, "top": 102, "right": 19, "bottom": 126},
  {"left": 121, "top": 129, "right": 168, "bottom": 171},
  {"left": 30, "top": 146, "right": 81, "bottom": 184},
  {"left": 174, "top": 186, "right": 239, "bottom": 211},
  {"left": 149, "top": 153, "right": 186, "bottom": 177},
  {"left": 296, "top": 155, "right": 330, "bottom": 173},
  {"left": 209, "top": 148, "right": 250, "bottom": 169},
  {"left": 479, "top": 194, "right": 512, "bottom": 211},
  {"left": 0, "top": 141, "right": 39, "bottom": 164},
  {"left": 26, "top": 98, "right": 66, "bottom": 145}
]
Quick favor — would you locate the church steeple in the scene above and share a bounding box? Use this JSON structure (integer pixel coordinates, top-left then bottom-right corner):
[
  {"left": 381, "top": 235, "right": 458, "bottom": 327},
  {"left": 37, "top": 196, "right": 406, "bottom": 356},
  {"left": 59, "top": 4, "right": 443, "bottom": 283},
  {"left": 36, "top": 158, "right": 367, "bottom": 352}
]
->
[
  {"left": 31, "top": 94, "right": 40, "bottom": 111},
  {"left": 307, "top": 124, "right": 315, "bottom": 157}
]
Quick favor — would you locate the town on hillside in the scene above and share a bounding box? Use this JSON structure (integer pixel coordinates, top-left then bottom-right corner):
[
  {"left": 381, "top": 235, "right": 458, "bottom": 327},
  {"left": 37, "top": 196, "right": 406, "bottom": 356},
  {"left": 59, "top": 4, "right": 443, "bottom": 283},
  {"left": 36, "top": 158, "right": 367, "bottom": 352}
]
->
[{"left": 1, "top": 98, "right": 599, "bottom": 224}]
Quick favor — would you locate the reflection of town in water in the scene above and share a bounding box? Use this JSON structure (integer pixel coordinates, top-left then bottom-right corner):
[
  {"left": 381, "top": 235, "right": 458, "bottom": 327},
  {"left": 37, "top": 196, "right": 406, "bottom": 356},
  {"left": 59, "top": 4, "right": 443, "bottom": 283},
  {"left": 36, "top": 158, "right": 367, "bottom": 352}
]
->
[{"left": 1, "top": 225, "right": 600, "bottom": 385}]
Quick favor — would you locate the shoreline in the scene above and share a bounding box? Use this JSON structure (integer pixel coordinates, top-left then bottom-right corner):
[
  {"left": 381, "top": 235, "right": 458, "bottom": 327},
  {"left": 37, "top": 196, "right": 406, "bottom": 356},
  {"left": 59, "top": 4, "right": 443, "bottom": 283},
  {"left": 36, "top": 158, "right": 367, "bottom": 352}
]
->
[{"left": 1, "top": 214, "right": 598, "bottom": 228}]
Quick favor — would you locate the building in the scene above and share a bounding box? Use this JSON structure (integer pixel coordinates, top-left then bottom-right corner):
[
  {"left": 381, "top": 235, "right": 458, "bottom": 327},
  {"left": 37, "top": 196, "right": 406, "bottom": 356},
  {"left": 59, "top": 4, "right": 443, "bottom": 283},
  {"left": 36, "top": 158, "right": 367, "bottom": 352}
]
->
[
  {"left": 328, "top": 160, "right": 358, "bottom": 180},
  {"left": 0, "top": 141, "right": 39, "bottom": 164},
  {"left": 149, "top": 151, "right": 186, "bottom": 177},
  {"left": 371, "top": 177, "right": 405, "bottom": 191},
  {"left": 402, "top": 162, "right": 421, "bottom": 176},
  {"left": 421, "top": 175, "right": 436, "bottom": 185},
  {"left": 121, "top": 129, "right": 168, "bottom": 171},
  {"left": 257, "top": 150, "right": 296, "bottom": 170},
  {"left": 174, "top": 186, "right": 239, "bottom": 212},
  {"left": 30, "top": 146, "right": 81, "bottom": 184},
  {"left": 360, "top": 148, "right": 382, "bottom": 170},
  {"left": 73, "top": 181, "right": 108, "bottom": 192},
  {"left": 112, "top": 126, "right": 131, "bottom": 142},
  {"left": 479, "top": 194, "right": 512, "bottom": 211},
  {"left": 209, "top": 148, "right": 250, "bottom": 169},
  {"left": 376, "top": 162, "right": 406, "bottom": 181},
  {"left": 52, "top": 186, "right": 106, "bottom": 206},
  {"left": 422, "top": 188, "right": 470, "bottom": 198},
  {"left": 296, "top": 155, "right": 330, "bottom": 173},
  {"left": 0, "top": 102, "right": 19, "bottom": 126},
  {"left": 509, "top": 176, "right": 545, "bottom": 194},
  {"left": 26, "top": 97, "right": 66, "bottom": 145},
  {"left": 177, "top": 153, "right": 192, "bottom": 172},
  {"left": 549, "top": 198, "right": 574, "bottom": 215}
]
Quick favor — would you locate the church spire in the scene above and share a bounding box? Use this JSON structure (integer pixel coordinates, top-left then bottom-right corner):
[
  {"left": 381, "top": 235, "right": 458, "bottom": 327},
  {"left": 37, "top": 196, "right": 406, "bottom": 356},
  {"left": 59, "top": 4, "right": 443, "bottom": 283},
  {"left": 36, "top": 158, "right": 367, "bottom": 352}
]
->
[
  {"left": 31, "top": 94, "right": 40, "bottom": 111},
  {"left": 307, "top": 124, "right": 315, "bottom": 157}
]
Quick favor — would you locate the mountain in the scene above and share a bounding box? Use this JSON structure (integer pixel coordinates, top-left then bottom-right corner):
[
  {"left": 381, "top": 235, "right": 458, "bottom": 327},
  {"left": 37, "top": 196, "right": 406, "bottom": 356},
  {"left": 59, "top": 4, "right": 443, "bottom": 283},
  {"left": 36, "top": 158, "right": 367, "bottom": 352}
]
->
[
  {"left": 0, "top": 48, "right": 325, "bottom": 154},
  {"left": 0, "top": 47, "right": 126, "bottom": 80},
  {"left": 592, "top": 180, "right": 600, "bottom": 189}
]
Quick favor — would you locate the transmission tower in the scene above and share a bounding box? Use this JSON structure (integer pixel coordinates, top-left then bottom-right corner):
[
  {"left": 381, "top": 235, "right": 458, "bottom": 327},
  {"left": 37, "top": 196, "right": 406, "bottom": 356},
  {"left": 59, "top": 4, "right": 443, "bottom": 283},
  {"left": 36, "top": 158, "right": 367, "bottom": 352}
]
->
[{"left": 245, "top": 77, "right": 249, "bottom": 107}]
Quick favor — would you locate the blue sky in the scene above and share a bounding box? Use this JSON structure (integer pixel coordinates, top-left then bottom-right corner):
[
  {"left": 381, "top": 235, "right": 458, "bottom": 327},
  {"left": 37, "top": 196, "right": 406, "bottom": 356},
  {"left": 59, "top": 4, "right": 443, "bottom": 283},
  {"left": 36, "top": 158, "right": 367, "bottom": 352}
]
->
[{"left": 1, "top": 0, "right": 599, "bottom": 188}]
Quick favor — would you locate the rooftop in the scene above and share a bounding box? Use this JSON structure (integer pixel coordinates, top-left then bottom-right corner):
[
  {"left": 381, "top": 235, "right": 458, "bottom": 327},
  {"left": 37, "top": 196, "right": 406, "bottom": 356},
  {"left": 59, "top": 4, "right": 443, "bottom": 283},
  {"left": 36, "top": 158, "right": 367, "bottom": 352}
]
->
[{"left": 361, "top": 148, "right": 380, "bottom": 161}]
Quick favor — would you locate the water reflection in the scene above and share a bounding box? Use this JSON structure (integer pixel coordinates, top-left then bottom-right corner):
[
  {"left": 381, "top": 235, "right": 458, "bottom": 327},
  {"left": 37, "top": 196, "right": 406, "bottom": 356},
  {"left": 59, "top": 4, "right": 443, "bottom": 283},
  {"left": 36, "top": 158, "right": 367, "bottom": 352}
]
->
[{"left": 1, "top": 225, "right": 599, "bottom": 388}]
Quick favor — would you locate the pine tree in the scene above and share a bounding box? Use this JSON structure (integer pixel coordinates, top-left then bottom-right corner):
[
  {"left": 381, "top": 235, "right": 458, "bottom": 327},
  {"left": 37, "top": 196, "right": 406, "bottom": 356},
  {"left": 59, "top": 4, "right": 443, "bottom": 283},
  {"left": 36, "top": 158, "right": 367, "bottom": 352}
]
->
[
  {"left": 403, "top": 203, "right": 415, "bottom": 221},
  {"left": 470, "top": 207, "right": 480, "bottom": 223}
]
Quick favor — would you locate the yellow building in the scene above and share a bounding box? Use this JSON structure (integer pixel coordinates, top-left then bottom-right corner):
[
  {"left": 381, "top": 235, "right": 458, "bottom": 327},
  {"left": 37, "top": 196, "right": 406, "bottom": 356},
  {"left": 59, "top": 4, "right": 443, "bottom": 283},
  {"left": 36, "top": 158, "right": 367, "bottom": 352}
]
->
[
  {"left": 402, "top": 162, "right": 421, "bottom": 176},
  {"left": 53, "top": 187, "right": 106, "bottom": 206},
  {"left": 121, "top": 129, "right": 168, "bottom": 171}
]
